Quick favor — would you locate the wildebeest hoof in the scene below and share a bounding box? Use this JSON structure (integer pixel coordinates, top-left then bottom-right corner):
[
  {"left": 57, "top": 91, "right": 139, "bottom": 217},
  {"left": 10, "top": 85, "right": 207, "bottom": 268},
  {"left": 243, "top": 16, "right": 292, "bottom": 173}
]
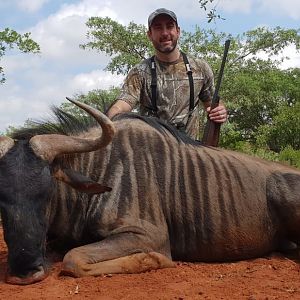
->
[
  {"left": 5, "top": 266, "right": 47, "bottom": 285},
  {"left": 60, "top": 261, "right": 81, "bottom": 278}
]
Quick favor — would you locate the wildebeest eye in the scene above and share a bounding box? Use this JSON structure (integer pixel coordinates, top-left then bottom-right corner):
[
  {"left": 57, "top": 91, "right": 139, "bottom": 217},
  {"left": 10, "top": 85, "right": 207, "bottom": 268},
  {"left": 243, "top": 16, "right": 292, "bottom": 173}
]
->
[{"left": 31, "top": 167, "right": 53, "bottom": 194}]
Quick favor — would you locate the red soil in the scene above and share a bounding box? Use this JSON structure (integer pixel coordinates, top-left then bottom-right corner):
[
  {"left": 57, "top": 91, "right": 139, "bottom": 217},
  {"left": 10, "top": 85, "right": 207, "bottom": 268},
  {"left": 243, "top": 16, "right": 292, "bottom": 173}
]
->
[{"left": 1, "top": 227, "right": 300, "bottom": 299}]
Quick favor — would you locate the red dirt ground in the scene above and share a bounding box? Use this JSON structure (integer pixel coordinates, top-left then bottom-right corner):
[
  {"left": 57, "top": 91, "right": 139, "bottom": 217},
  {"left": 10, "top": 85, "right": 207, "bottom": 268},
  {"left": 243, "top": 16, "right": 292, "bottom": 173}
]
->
[{"left": 1, "top": 227, "right": 300, "bottom": 300}]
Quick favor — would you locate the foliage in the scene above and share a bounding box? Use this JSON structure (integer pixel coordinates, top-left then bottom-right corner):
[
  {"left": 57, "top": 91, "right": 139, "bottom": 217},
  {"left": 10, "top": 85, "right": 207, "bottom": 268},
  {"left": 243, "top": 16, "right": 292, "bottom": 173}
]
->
[
  {"left": 218, "top": 122, "right": 244, "bottom": 149},
  {"left": 198, "top": 0, "right": 225, "bottom": 23},
  {"left": 80, "top": 17, "right": 152, "bottom": 75},
  {"left": 0, "top": 28, "right": 40, "bottom": 83},
  {"left": 225, "top": 141, "right": 300, "bottom": 169},
  {"left": 256, "top": 97, "right": 300, "bottom": 151},
  {"left": 3, "top": 125, "right": 18, "bottom": 136},
  {"left": 227, "top": 141, "right": 280, "bottom": 162},
  {"left": 224, "top": 64, "right": 299, "bottom": 144},
  {"left": 279, "top": 146, "right": 300, "bottom": 169},
  {"left": 60, "top": 88, "right": 120, "bottom": 117},
  {"left": 185, "top": 27, "right": 300, "bottom": 150}
]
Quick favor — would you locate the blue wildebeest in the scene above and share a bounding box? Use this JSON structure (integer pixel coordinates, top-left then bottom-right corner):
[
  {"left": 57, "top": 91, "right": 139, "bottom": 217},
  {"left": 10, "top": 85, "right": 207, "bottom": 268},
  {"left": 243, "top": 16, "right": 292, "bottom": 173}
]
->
[{"left": 0, "top": 99, "right": 299, "bottom": 285}]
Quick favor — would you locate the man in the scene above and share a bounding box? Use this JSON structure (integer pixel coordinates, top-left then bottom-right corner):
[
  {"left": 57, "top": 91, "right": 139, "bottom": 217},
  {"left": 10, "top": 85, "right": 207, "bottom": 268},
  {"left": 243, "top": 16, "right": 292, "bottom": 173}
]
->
[{"left": 107, "top": 8, "right": 227, "bottom": 139}]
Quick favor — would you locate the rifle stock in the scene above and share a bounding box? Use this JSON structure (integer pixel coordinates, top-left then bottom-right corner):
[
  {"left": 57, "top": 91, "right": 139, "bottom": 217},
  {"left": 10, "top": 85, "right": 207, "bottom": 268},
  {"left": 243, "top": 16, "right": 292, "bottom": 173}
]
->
[{"left": 202, "top": 40, "right": 230, "bottom": 146}]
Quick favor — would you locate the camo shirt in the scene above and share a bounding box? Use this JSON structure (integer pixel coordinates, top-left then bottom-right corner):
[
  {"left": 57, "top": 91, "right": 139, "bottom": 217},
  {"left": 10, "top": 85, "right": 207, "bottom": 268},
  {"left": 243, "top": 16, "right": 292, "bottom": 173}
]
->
[{"left": 117, "top": 53, "right": 215, "bottom": 139}]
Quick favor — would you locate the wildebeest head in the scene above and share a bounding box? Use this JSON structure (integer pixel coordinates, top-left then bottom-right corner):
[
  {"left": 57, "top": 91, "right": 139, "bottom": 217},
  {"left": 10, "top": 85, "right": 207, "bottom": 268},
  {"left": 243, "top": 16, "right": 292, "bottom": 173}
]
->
[{"left": 0, "top": 99, "right": 115, "bottom": 284}]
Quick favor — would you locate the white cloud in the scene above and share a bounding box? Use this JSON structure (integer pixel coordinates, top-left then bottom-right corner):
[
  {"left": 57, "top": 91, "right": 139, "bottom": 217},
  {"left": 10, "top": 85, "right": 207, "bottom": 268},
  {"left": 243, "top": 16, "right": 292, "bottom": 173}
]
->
[
  {"left": 280, "top": 45, "right": 300, "bottom": 69},
  {"left": 17, "top": 0, "right": 50, "bottom": 13},
  {"left": 204, "top": 0, "right": 300, "bottom": 19},
  {"left": 28, "top": 4, "right": 115, "bottom": 62},
  {"left": 56, "top": 0, "right": 118, "bottom": 20},
  {"left": 257, "top": 0, "right": 300, "bottom": 20},
  {"left": 0, "top": 94, "right": 50, "bottom": 131},
  {"left": 217, "top": 0, "right": 252, "bottom": 14},
  {"left": 0, "top": 0, "right": 130, "bottom": 132},
  {"left": 0, "top": 68, "right": 123, "bottom": 131},
  {"left": 254, "top": 44, "right": 300, "bottom": 70},
  {"left": 72, "top": 70, "right": 124, "bottom": 92}
]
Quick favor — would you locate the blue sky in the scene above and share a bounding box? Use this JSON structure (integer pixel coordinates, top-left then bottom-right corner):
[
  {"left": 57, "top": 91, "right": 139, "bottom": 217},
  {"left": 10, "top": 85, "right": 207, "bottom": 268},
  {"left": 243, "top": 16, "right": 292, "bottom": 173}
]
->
[{"left": 0, "top": 0, "right": 299, "bottom": 133}]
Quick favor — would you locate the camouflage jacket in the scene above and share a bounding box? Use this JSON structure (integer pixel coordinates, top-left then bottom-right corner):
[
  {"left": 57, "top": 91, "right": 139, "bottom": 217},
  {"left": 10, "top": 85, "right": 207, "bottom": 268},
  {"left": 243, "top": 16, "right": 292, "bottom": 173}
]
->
[{"left": 117, "top": 53, "right": 215, "bottom": 139}]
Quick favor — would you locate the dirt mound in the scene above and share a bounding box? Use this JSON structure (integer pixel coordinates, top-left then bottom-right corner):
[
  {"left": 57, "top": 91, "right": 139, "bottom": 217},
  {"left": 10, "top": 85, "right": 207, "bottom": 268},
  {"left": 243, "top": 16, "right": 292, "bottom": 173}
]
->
[{"left": 1, "top": 227, "right": 300, "bottom": 299}]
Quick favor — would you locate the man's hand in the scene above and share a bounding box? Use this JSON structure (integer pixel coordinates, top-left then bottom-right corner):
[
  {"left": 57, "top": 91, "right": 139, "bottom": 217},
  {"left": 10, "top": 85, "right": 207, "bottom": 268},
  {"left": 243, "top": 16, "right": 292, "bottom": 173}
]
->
[{"left": 206, "top": 104, "right": 227, "bottom": 123}]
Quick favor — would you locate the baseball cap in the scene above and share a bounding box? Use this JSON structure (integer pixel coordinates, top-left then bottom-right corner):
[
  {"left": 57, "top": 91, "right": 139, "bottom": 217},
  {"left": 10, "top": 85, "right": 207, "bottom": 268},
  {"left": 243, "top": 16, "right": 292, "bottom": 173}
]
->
[{"left": 148, "top": 8, "right": 178, "bottom": 28}]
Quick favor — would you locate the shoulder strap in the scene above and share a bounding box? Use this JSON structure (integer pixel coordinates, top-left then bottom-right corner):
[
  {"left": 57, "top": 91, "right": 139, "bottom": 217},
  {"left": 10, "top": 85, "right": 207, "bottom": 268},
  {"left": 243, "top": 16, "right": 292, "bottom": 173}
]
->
[
  {"left": 181, "top": 51, "right": 195, "bottom": 112},
  {"left": 150, "top": 56, "right": 158, "bottom": 113},
  {"left": 150, "top": 52, "right": 195, "bottom": 115}
]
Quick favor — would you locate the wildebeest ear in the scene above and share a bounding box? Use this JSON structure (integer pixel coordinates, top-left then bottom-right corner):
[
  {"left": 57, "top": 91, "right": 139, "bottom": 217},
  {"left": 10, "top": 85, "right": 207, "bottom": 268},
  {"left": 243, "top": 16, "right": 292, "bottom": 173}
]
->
[{"left": 52, "top": 168, "right": 112, "bottom": 195}]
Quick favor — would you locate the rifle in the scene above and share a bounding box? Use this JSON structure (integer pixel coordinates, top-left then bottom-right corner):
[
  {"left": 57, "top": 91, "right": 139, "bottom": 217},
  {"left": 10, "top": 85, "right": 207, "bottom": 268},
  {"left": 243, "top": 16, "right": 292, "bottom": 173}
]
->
[{"left": 202, "top": 39, "right": 230, "bottom": 147}]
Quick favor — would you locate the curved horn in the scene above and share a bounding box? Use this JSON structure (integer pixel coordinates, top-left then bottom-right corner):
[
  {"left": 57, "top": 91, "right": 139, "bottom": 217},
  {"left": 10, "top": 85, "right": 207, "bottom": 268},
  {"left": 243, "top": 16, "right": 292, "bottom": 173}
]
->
[
  {"left": 0, "top": 136, "right": 15, "bottom": 159},
  {"left": 29, "top": 98, "right": 116, "bottom": 162}
]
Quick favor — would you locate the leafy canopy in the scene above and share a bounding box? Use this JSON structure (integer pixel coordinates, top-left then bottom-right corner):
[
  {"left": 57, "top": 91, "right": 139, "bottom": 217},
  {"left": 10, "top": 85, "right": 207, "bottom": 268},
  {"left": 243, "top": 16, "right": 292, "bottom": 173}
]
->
[
  {"left": 80, "top": 17, "right": 152, "bottom": 75},
  {"left": 0, "top": 28, "right": 40, "bottom": 83}
]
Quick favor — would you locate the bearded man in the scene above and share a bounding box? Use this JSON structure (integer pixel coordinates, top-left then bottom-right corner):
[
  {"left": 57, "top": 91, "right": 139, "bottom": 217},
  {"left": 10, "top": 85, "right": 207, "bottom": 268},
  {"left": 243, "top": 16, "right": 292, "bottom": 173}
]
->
[{"left": 107, "top": 8, "right": 227, "bottom": 139}]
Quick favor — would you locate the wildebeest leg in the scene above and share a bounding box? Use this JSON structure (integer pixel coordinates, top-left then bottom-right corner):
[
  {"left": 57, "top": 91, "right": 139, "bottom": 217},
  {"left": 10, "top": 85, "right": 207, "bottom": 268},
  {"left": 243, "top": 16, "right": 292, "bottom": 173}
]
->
[
  {"left": 62, "top": 251, "right": 174, "bottom": 277},
  {"left": 61, "top": 232, "right": 174, "bottom": 277}
]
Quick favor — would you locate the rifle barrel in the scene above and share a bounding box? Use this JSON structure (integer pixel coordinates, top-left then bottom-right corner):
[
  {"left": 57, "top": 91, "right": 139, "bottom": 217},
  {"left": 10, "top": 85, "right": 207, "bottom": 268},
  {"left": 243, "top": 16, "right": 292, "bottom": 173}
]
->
[{"left": 202, "top": 39, "right": 231, "bottom": 146}]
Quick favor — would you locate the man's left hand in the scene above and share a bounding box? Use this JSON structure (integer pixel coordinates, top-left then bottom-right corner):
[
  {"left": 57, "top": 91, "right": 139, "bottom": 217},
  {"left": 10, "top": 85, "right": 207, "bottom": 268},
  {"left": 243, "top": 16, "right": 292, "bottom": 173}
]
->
[{"left": 206, "top": 104, "right": 227, "bottom": 123}]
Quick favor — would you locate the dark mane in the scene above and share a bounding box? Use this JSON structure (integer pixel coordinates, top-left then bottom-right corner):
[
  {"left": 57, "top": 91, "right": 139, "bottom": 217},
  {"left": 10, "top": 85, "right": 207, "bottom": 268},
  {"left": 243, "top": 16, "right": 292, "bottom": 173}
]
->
[
  {"left": 113, "top": 113, "right": 202, "bottom": 146},
  {"left": 11, "top": 106, "right": 96, "bottom": 140},
  {"left": 11, "top": 108, "right": 202, "bottom": 146}
]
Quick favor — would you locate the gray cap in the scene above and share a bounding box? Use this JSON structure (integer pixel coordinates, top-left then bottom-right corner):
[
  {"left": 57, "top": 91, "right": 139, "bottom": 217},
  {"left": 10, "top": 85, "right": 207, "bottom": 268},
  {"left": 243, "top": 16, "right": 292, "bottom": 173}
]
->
[{"left": 148, "top": 8, "right": 178, "bottom": 28}]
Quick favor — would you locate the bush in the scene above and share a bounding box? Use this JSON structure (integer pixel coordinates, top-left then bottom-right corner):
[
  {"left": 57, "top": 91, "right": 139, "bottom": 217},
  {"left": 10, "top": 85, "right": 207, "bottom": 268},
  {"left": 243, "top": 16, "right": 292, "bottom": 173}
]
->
[
  {"left": 256, "top": 101, "right": 300, "bottom": 152},
  {"left": 226, "top": 141, "right": 280, "bottom": 162},
  {"left": 279, "top": 146, "right": 300, "bottom": 168},
  {"left": 225, "top": 141, "right": 299, "bottom": 169},
  {"left": 218, "top": 122, "right": 243, "bottom": 148}
]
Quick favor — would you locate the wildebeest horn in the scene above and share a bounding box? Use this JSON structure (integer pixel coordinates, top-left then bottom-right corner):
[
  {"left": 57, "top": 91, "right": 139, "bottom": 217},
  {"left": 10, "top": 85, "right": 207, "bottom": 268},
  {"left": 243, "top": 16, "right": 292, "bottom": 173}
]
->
[
  {"left": 0, "top": 136, "right": 15, "bottom": 159},
  {"left": 29, "top": 98, "right": 116, "bottom": 162}
]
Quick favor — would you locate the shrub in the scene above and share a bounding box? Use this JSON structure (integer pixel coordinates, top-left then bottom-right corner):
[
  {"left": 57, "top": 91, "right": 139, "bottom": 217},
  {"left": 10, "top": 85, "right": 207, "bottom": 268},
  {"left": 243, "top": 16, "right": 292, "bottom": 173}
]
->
[{"left": 279, "top": 146, "right": 300, "bottom": 168}]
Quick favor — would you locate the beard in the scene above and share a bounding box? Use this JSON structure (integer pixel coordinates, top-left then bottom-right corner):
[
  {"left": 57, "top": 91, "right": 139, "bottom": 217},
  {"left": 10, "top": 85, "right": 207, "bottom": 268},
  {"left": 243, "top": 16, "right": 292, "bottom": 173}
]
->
[{"left": 152, "top": 38, "right": 178, "bottom": 54}]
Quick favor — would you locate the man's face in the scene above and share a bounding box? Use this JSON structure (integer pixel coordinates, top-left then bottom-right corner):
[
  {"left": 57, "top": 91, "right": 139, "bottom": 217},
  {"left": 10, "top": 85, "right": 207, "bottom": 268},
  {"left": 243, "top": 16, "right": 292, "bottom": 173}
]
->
[{"left": 147, "top": 14, "right": 180, "bottom": 54}]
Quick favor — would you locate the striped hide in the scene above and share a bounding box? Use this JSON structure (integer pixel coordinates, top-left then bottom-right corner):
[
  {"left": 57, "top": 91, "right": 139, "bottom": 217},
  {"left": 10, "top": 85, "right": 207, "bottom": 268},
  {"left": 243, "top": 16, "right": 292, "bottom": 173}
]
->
[{"left": 0, "top": 103, "right": 299, "bottom": 285}]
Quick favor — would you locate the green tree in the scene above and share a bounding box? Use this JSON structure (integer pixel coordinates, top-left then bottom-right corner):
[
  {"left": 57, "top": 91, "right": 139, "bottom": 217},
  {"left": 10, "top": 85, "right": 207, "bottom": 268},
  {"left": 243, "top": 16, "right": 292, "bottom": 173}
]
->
[
  {"left": 179, "top": 26, "right": 299, "bottom": 149},
  {"left": 60, "top": 88, "right": 120, "bottom": 117},
  {"left": 80, "top": 18, "right": 152, "bottom": 75},
  {"left": 256, "top": 98, "right": 300, "bottom": 151},
  {"left": 279, "top": 145, "right": 300, "bottom": 168},
  {"left": 222, "top": 62, "right": 300, "bottom": 143},
  {"left": 0, "top": 28, "right": 40, "bottom": 83}
]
